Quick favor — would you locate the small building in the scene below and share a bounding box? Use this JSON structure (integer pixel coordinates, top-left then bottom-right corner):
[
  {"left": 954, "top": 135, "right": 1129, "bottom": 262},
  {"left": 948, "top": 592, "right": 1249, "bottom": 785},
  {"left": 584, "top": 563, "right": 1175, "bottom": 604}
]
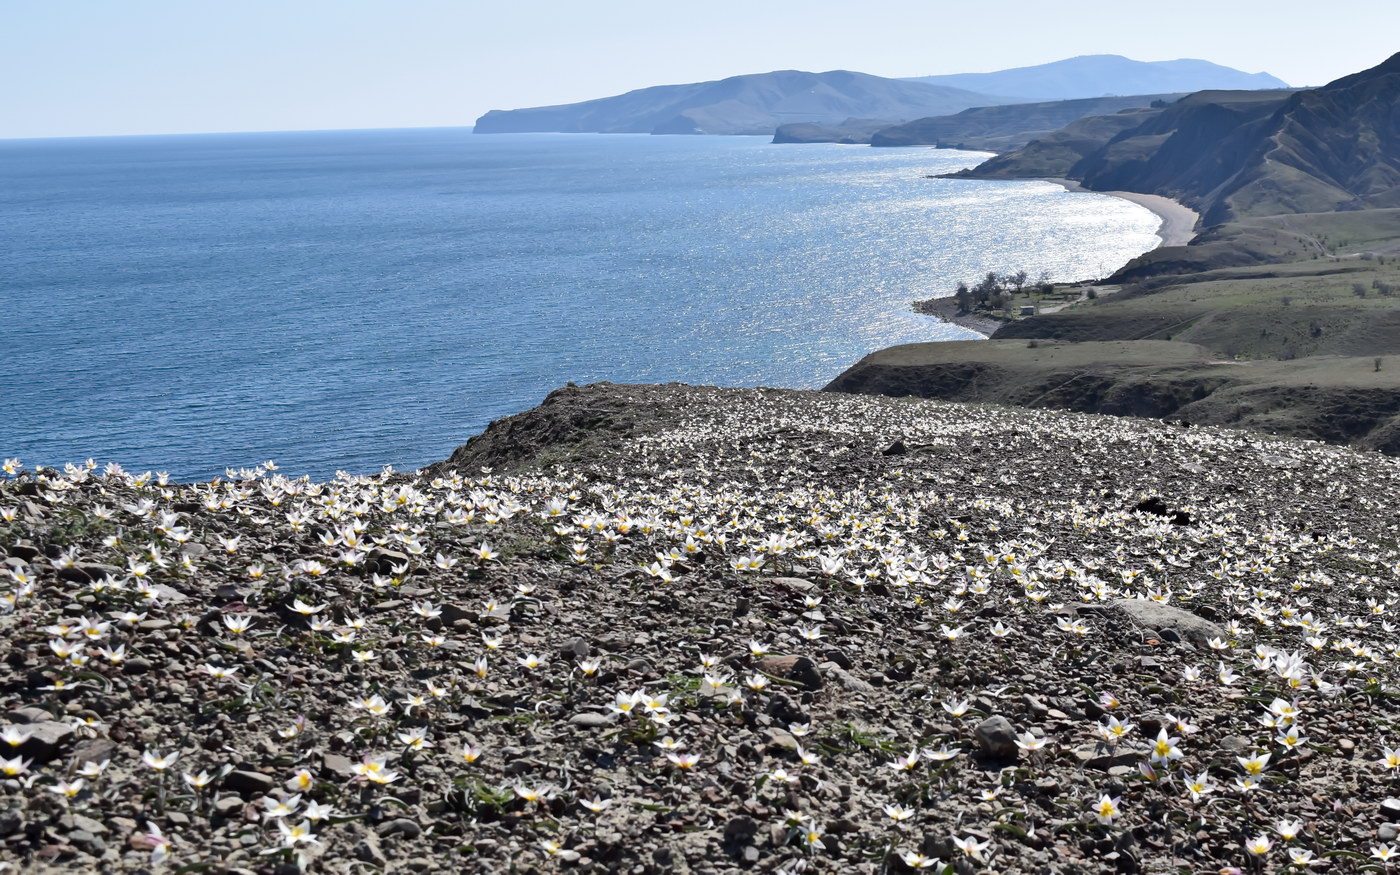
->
[{"left": 1019, "top": 305, "right": 1036, "bottom": 316}]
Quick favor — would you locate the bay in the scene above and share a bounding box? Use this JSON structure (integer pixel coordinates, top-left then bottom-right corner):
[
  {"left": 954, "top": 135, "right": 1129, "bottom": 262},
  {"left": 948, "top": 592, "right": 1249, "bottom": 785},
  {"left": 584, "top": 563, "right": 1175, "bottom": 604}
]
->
[{"left": 0, "top": 129, "right": 1159, "bottom": 478}]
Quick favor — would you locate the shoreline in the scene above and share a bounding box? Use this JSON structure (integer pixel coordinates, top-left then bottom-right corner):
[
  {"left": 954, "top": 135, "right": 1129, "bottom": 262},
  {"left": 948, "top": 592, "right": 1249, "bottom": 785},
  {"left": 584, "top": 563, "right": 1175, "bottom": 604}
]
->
[
  {"left": 1040, "top": 177, "right": 1200, "bottom": 247},
  {"left": 914, "top": 177, "right": 1201, "bottom": 338}
]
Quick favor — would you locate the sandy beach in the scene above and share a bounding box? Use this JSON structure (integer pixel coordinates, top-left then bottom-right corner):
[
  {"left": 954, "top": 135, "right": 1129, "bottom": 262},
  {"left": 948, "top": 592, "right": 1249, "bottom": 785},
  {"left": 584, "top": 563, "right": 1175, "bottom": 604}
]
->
[{"left": 1043, "top": 177, "right": 1200, "bottom": 247}]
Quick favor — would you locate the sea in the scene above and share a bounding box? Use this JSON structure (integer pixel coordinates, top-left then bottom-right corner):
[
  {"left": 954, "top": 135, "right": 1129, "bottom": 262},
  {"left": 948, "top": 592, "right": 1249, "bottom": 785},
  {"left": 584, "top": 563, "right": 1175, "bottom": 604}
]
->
[{"left": 0, "top": 128, "right": 1161, "bottom": 480}]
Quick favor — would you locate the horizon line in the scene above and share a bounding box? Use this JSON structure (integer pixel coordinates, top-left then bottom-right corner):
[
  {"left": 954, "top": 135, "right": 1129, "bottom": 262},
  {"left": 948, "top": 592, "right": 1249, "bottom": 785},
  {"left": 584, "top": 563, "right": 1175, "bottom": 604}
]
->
[{"left": 0, "top": 123, "right": 479, "bottom": 144}]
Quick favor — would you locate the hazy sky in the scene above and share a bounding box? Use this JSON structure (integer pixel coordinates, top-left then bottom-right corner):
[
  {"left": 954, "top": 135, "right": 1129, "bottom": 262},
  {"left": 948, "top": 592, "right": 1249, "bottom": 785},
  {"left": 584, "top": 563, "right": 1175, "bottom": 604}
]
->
[{"left": 4, "top": 0, "right": 1397, "bottom": 138}]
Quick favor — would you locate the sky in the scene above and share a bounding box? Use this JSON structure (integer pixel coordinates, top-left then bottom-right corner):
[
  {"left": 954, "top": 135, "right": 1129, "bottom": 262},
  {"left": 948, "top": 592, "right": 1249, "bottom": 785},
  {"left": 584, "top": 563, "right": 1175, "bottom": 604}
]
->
[{"left": 3, "top": 0, "right": 1398, "bottom": 139}]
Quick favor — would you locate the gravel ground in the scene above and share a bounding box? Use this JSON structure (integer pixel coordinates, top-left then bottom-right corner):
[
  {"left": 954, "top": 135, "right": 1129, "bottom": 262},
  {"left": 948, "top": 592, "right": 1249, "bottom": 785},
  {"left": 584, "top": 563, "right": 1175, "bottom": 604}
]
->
[{"left": 4, "top": 382, "right": 1400, "bottom": 874}]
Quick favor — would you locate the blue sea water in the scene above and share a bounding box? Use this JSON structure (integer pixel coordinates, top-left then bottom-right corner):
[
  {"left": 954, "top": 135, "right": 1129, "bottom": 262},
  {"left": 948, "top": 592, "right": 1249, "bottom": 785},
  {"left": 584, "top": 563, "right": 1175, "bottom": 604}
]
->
[{"left": 0, "top": 128, "right": 1160, "bottom": 480}]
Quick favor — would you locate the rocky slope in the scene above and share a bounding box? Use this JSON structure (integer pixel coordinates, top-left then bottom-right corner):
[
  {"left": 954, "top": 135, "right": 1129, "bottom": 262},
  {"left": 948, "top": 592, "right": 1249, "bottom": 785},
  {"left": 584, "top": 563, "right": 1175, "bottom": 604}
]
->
[
  {"left": 944, "top": 90, "right": 1296, "bottom": 217},
  {"left": 5, "top": 382, "right": 1400, "bottom": 873},
  {"left": 473, "top": 71, "right": 1018, "bottom": 136}
]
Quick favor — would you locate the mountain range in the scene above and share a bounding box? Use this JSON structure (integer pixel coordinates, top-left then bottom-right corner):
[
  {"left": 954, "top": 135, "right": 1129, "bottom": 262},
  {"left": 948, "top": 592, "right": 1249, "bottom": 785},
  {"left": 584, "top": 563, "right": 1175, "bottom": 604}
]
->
[
  {"left": 472, "top": 70, "right": 1018, "bottom": 136},
  {"left": 473, "top": 56, "right": 1288, "bottom": 137},
  {"left": 903, "top": 54, "right": 1289, "bottom": 100},
  {"left": 953, "top": 52, "right": 1400, "bottom": 224}
]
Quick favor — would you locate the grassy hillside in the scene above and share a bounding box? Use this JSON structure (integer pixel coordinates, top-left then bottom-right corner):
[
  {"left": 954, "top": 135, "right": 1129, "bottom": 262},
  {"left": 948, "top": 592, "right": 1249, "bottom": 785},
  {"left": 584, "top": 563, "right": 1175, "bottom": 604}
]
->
[
  {"left": 828, "top": 340, "right": 1400, "bottom": 453},
  {"left": 993, "top": 210, "right": 1400, "bottom": 360}
]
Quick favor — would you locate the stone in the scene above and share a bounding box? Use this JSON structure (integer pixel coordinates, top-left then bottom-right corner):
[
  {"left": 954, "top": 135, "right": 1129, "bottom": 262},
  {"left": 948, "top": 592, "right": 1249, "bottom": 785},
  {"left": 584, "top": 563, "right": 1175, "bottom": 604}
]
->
[
  {"left": 1138, "top": 713, "right": 1171, "bottom": 737},
  {"left": 376, "top": 818, "right": 421, "bottom": 839},
  {"left": 1096, "top": 599, "right": 1226, "bottom": 648},
  {"left": 767, "top": 577, "right": 815, "bottom": 592},
  {"left": 323, "top": 754, "right": 357, "bottom": 778},
  {"left": 763, "top": 692, "right": 807, "bottom": 726},
  {"left": 151, "top": 585, "right": 189, "bottom": 603},
  {"left": 558, "top": 637, "right": 590, "bottom": 660},
  {"left": 974, "top": 715, "right": 1019, "bottom": 760},
  {"left": 822, "top": 664, "right": 874, "bottom": 694},
  {"left": 213, "top": 796, "right": 244, "bottom": 816},
  {"left": 6, "top": 543, "right": 40, "bottom": 561},
  {"left": 822, "top": 649, "right": 853, "bottom": 670},
  {"left": 66, "top": 814, "right": 107, "bottom": 836},
  {"left": 1134, "top": 496, "right": 1169, "bottom": 516},
  {"left": 764, "top": 728, "right": 799, "bottom": 751},
  {"left": 757, "top": 655, "right": 823, "bottom": 692},
  {"left": 439, "top": 603, "right": 473, "bottom": 624},
  {"left": 6, "top": 705, "right": 53, "bottom": 724},
  {"left": 57, "top": 566, "right": 93, "bottom": 584},
  {"left": 1381, "top": 824, "right": 1400, "bottom": 843},
  {"left": 223, "top": 770, "right": 276, "bottom": 795},
  {"left": 355, "top": 834, "right": 388, "bottom": 867},
  {"left": 1073, "top": 743, "right": 1150, "bottom": 771},
  {"left": 17, "top": 720, "right": 75, "bottom": 760},
  {"left": 366, "top": 548, "right": 410, "bottom": 574},
  {"left": 1383, "top": 799, "right": 1400, "bottom": 820},
  {"left": 569, "top": 711, "right": 616, "bottom": 729},
  {"left": 1216, "top": 735, "right": 1252, "bottom": 755}
]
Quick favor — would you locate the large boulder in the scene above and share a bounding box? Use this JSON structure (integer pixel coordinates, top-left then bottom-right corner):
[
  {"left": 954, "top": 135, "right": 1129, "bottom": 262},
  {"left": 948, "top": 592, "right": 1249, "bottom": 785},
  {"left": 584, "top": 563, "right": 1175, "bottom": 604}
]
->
[{"left": 1092, "top": 599, "right": 1225, "bottom": 648}]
